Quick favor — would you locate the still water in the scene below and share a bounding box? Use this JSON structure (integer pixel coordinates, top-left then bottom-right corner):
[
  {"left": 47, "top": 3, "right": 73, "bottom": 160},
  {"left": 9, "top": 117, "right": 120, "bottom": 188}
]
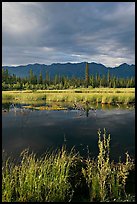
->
[{"left": 2, "top": 103, "right": 135, "bottom": 162}]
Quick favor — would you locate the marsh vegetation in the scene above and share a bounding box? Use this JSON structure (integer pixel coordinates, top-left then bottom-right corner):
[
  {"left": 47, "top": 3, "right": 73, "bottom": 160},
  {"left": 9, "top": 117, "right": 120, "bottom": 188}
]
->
[
  {"left": 2, "top": 68, "right": 135, "bottom": 202},
  {"left": 2, "top": 88, "right": 135, "bottom": 105},
  {"left": 2, "top": 130, "right": 135, "bottom": 202}
]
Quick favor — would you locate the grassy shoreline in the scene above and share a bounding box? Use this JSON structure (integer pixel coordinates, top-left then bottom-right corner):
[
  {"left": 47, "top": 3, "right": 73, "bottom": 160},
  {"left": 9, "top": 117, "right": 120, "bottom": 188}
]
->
[
  {"left": 2, "top": 130, "right": 135, "bottom": 202},
  {"left": 2, "top": 88, "right": 135, "bottom": 105}
]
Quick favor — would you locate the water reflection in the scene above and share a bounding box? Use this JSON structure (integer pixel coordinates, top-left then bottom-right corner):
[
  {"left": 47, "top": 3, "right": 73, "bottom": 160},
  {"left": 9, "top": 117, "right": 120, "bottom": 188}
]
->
[
  {"left": 2, "top": 102, "right": 135, "bottom": 162},
  {"left": 2, "top": 102, "right": 12, "bottom": 112}
]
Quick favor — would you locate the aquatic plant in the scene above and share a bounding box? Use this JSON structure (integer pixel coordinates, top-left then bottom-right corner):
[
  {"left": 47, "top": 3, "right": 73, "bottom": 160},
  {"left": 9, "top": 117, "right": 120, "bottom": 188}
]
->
[
  {"left": 82, "top": 129, "right": 134, "bottom": 202},
  {"left": 2, "top": 129, "right": 134, "bottom": 202},
  {"left": 2, "top": 147, "right": 77, "bottom": 202}
]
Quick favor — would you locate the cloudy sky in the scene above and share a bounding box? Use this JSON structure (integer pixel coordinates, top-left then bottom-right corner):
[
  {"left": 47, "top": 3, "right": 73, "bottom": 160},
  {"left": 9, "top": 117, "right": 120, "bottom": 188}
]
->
[{"left": 2, "top": 2, "right": 135, "bottom": 67}]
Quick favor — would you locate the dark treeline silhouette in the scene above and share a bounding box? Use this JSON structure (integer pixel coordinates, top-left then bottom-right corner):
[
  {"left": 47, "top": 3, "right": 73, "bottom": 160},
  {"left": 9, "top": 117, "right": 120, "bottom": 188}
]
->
[{"left": 2, "top": 67, "right": 135, "bottom": 91}]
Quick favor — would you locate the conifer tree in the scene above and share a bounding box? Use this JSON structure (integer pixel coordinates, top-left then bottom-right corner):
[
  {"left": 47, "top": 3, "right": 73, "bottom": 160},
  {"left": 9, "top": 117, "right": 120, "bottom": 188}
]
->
[
  {"left": 85, "top": 62, "right": 89, "bottom": 88},
  {"left": 39, "top": 72, "right": 43, "bottom": 84}
]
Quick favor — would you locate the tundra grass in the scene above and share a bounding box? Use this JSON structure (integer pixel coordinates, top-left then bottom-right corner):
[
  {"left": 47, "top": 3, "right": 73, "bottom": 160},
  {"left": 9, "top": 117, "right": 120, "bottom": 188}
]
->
[
  {"left": 2, "top": 130, "right": 134, "bottom": 202},
  {"left": 36, "top": 88, "right": 135, "bottom": 94},
  {"left": 2, "top": 92, "right": 46, "bottom": 103},
  {"left": 2, "top": 88, "right": 135, "bottom": 105}
]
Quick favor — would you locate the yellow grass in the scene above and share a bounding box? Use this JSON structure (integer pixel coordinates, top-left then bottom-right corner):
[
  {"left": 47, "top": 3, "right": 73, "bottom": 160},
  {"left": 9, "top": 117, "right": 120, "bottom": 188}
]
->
[{"left": 2, "top": 88, "right": 135, "bottom": 105}]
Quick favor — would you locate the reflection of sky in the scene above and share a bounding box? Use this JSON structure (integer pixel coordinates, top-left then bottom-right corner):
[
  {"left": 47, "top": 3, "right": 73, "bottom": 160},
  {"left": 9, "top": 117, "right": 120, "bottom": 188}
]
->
[
  {"left": 2, "top": 109, "right": 135, "bottom": 161},
  {"left": 96, "top": 109, "right": 135, "bottom": 116}
]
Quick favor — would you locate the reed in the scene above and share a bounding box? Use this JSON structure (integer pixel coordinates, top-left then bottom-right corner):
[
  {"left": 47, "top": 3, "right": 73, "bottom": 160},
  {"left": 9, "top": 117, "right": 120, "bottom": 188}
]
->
[
  {"left": 2, "top": 147, "right": 77, "bottom": 202},
  {"left": 2, "top": 130, "right": 134, "bottom": 202},
  {"left": 82, "top": 129, "right": 134, "bottom": 202}
]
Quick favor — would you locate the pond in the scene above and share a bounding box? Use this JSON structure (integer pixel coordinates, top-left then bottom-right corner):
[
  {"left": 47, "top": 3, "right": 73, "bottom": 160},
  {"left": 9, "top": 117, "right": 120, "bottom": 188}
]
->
[{"left": 2, "top": 102, "right": 135, "bottom": 163}]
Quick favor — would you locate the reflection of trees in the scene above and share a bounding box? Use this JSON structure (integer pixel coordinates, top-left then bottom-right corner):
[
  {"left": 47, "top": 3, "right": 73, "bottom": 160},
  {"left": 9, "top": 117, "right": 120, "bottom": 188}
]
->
[
  {"left": 85, "top": 106, "right": 89, "bottom": 117},
  {"left": 73, "top": 102, "right": 97, "bottom": 118},
  {"left": 85, "top": 103, "right": 97, "bottom": 118},
  {"left": 2, "top": 102, "right": 11, "bottom": 112}
]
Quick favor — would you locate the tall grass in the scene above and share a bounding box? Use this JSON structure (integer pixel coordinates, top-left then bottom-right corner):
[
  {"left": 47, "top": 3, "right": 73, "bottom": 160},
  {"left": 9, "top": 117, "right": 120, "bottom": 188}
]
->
[
  {"left": 2, "top": 147, "right": 77, "bottom": 202},
  {"left": 82, "top": 129, "right": 134, "bottom": 202},
  {"left": 2, "top": 130, "right": 134, "bottom": 202},
  {"left": 45, "top": 92, "right": 134, "bottom": 104},
  {"left": 2, "top": 92, "right": 46, "bottom": 103},
  {"left": 2, "top": 88, "right": 135, "bottom": 104},
  {"left": 35, "top": 88, "right": 135, "bottom": 94}
]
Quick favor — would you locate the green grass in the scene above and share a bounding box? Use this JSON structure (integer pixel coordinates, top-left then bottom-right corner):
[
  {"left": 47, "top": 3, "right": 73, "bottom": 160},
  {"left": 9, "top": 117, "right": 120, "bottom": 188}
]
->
[
  {"left": 22, "top": 105, "right": 68, "bottom": 111},
  {"left": 82, "top": 129, "right": 134, "bottom": 202},
  {"left": 2, "top": 88, "right": 135, "bottom": 105},
  {"left": 2, "top": 130, "right": 134, "bottom": 202},
  {"left": 2, "top": 147, "right": 77, "bottom": 202},
  {"left": 2, "top": 91, "right": 46, "bottom": 102}
]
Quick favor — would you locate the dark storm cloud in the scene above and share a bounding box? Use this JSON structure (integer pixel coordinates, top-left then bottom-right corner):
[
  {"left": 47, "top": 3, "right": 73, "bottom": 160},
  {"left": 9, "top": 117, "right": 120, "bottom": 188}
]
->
[{"left": 2, "top": 2, "right": 135, "bottom": 66}]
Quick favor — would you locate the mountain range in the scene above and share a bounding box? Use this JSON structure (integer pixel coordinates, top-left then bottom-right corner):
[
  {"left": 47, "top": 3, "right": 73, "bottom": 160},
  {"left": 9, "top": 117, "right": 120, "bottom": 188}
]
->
[{"left": 3, "top": 62, "right": 135, "bottom": 79}]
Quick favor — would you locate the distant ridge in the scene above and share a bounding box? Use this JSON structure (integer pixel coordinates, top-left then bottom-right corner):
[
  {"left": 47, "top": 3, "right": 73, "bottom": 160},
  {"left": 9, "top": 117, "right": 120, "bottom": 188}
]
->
[{"left": 2, "top": 62, "right": 135, "bottom": 79}]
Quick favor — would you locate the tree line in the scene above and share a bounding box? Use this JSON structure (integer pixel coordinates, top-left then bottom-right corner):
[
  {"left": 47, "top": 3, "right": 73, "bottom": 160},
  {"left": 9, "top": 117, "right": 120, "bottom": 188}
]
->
[{"left": 2, "top": 65, "right": 135, "bottom": 91}]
